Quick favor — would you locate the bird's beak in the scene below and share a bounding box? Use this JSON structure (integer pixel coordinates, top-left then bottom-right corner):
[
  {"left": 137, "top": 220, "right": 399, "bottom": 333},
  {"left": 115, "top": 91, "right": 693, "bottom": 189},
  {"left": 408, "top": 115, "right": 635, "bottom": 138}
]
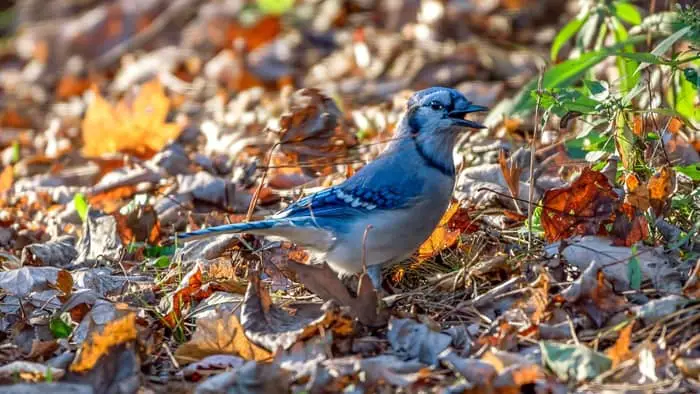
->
[{"left": 449, "top": 104, "right": 488, "bottom": 129}]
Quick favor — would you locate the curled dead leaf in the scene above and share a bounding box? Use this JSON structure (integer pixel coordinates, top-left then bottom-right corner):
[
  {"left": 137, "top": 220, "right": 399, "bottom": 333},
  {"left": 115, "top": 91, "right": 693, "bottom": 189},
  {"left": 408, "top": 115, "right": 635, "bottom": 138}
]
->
[
  {"left": 174, "top": 310, "right": 271, "bottom": 364},
  {"left": 541, "top": 168, "right": 617, "bottom": 242}
]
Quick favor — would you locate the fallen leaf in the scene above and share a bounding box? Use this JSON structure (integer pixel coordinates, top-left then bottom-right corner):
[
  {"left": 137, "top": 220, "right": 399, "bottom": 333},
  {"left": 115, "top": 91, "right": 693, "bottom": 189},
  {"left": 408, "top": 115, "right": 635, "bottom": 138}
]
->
[
  {"left": 0, "top": 267, "right": 70, "bottom": 297},
  {"left": 180, "top": 355, "right": 246, "bottom": 381},
  {"left": 418, "top": 203, "right": 477, "bottom": 260},
  {"left": 20, "top": 236, "right": 78, "bottom": 267},
  {"left": 541, "top": 168, "right": 618, "bottom": 242},
  {"left": 623, "top": 173, "right": 650, "bottom": 211},
  {"left": 610, "top": 203, "right": 649, "bottom": 246},
  {"left": 70, "top": 312, "right": 138, "bottom": 372},
  {"left": 113, "top": 204, "right": 160, "bottom": 244},
  {"left": 174, "top": 310, "right": 271, "bottom": 364},
  {"left": 82, "top": 79, "right": 182, "bottom": 158},
  {"left": 277, "top": 88, "right": 357, "bottom": 176},
  {"left": 387, "top": 318, "right": 452, "bottom": 365},
  {"left": 545, "top": 235, "right": 682, "bottom": 293},
  {"left": 0, "top": 361, "right": 65, "bottom": 382},
  {"left": 56, "top": 74, "right": 92, "bottom": 100},
  {"left": 647, "top": 166, "right": 675, "bottom": 216},
  {"left": 556, "top": 261, "right": 628, "bottom": 327},
  {"left": 439, "top": 350, "right": 497, "bottom": 386},
  {"left": 160, "top": 263, "right": 213, "bottom": 328},
  {"left": 605, "top": 323, "right": 634, "bottom": 368},
  {"left": 0, "top": 165, "right": 14, "bottom": 195},
  {"left": 194, "top": 359, "right": 288, "bottom": 393},
  {"left": 498, "top": 149, "right": 523, "bottom": 202},
  {"left": 241, "top": 270, "right": 354, "bottom": 352},
  {"left": 540, "top": 341, "right": 612, "bottom": 382}
]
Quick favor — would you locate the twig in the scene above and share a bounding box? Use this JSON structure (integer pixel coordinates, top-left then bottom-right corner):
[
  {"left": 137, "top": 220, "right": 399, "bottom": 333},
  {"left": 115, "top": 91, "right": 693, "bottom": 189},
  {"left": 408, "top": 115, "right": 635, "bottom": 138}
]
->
[
  {"left": 528, "top": 70, "right": 544, "bottom": 249},
  {"left": 246, "top": 142, "right": 280, "bottom": 222},
  {"left": 92, "top": 0, "right": 201, "bottom": 69},
  {"left": 162, "top": 343, "right": 180, "bottom": 370}
]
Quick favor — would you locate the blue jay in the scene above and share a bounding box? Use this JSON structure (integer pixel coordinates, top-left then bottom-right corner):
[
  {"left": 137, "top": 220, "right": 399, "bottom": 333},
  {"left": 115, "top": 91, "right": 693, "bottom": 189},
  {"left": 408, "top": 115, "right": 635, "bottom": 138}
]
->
[{"left": 175, "top": 87, "right": 486, "bottom": 287}]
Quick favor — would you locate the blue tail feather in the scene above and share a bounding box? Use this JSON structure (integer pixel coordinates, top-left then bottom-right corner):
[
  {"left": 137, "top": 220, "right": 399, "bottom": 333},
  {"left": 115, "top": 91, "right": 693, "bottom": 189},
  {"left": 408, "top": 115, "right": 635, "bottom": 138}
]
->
[{"left": 174, "top": 219, "right": 280, "bottom": 242}]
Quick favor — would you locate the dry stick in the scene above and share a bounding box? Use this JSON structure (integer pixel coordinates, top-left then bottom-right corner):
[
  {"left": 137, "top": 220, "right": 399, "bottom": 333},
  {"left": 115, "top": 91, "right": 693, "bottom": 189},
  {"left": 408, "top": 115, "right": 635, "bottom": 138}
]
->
[
  {"left": 92, "top": 0, "right": 202, "bottom": 69},
  {"left": 528, "top": 71, "right": 544, "bottom": 250},
  {"left": 246, "top": 142, "right": 280, "bottom": 222}
]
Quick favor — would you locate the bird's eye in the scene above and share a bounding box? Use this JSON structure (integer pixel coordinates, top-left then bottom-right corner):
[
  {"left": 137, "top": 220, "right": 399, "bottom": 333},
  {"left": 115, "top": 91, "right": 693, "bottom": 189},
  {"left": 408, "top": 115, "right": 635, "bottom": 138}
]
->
[{"left": 429, "top": 101, "right": 445, "bottom": 111}]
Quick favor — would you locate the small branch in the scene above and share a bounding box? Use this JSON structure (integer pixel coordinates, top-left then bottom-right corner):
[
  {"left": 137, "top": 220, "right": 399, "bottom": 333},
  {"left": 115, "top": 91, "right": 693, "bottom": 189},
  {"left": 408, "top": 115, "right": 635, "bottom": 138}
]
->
[
  {"left": 246, "top": 142, "right": 280, "bottom": 222},
  {"left": 528, "top": 70, "right": 544, "bottom": 249},
  {"left": 92, "top": 0, "right": 201, "bottom": 70}
]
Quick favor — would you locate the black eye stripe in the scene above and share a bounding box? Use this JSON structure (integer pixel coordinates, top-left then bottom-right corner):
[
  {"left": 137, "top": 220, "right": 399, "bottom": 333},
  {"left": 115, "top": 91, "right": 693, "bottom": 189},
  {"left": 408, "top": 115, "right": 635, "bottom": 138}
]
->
[{"left": 429, "top": 100, "right": 445, "bottom": 110}]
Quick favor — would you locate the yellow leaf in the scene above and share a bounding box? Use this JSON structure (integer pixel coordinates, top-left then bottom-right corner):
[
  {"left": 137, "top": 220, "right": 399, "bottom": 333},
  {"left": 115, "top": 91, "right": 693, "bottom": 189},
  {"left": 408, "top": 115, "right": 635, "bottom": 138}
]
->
[
  {"left": 82, "top": 79, "right": 182, "bottom": 158},
  {"left": 70, "top": 313, "right": 138, "bottom": 372},
  {"left": 418, "top": 203, "right": 460, "bottom": 260}
]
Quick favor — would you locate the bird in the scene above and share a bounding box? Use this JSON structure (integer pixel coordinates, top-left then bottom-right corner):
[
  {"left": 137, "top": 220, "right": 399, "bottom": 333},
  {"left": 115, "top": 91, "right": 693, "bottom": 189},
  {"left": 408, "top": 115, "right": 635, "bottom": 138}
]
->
[{"left": 175, "top": 87, "right": 486, "bottom": 288}]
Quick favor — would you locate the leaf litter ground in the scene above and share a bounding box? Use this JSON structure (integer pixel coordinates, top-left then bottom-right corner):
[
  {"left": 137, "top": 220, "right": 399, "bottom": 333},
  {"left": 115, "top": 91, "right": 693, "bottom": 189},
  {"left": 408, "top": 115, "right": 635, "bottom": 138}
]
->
[{"left": 0, "top": 1, "right": 698, "bottom": 393}]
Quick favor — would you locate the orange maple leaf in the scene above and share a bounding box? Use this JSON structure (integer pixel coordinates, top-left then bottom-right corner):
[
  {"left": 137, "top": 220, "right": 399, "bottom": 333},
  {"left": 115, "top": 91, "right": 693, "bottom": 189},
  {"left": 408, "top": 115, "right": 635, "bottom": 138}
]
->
[{"left": 82, "top": 79, "right": 181, "bottom": 158}]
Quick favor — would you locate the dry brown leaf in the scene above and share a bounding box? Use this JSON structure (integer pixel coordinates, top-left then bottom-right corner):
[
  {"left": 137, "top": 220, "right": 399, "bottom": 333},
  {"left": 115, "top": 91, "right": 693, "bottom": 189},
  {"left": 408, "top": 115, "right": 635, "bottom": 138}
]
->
[
  {"left": 160, "top": 264, "right": 213, "bottom": 328},
  {"left": 541, "top": 168, "right": 618, "bottom": 242},
  {"left": 623, "top": 173, "right": 650, "bottom": 211},
  {"left": 241, "top": 271, "right": 354, "bottom": 351},
  {"left": 647, "top": 166, "right": 675, "bottom": 216},
  {"left": 498, "top": 149, "right": 523, "bottom": 201},
  {"left": 226, "top": 15, "right": 282, "bottom": 52},
  {"left": 113, "top": 204, "right": 160, "bottom": 244},
  {"left": 70, "top": 313, "right": 138, "bottom": 372},
  {"left": 82, "top": 79, "right": 182, "bottom": 158},
  {"left": 277, "top": 88, "right": 357, "bottom": 176},
  {"left": 556, "top": 262, "right": 628, "bottom": 328},
  {"left": 56, "top": 74, "right": 92, "bottom": 100},
  {"left": 529, "top": 272, "right": 551, "bottom": 324},
  {"left": 418, "top": 203, "right": 477, "bottom": 260},
  {"left": 610, "top": 203, "right": 649, "bottom": 247},
  {"left": 174, "top": 311, "right": 271, "bottom": 364},
  {"left": 0, "top": 108, "right": 32, "bottom": 128},
  {"left": 605, "top": 323, "right": 634, "bottom": 368}
]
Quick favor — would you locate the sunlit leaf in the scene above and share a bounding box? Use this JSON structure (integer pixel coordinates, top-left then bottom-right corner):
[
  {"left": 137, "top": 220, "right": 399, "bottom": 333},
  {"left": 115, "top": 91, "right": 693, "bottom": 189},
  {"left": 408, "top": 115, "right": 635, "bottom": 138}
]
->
[
  {"left": 82, "top": 79, "right": 182, "bottom": 158},
  {"left": 73, "top": 193, "right": 89, "bottom": 222},
  {"left": 651, "top": 25, "right": 692, "bottom": 57},
  {"left": 49, "top": 314, "right": 73, "bottom": 338},
  {"left": 0, "top": 165, "right": 13, "bottom": 195},
  {"left": 541, "top": 168, "right": 617, "bottom": 242},
  {"left": 615, "top": 111, "right": 637, "bottom": 170},
  {"left": 256, "top": 0, "right": 294, "bottom": 15},
  {"left": 605, "top": 323, "right": 634, "bottom": 367},
  {"left": 674, "top": 163, "right": 700, "bottom": 181},
  {"left": 551, "top": 13, "right": 588, "bottom": 61},
  {"left": 612, "top": 2, "right": 642, "bottom": 25},
  {"left": 10, "top": 141, "right": 20, "bottom": 163},
  {"left": 70, "top": 313, "right": 138, "bottom": 372}
]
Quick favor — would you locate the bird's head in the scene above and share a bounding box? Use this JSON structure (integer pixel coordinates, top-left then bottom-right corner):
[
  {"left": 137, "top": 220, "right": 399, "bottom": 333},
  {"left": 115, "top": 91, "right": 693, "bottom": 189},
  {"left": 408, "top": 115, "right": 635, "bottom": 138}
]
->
[{"left": 396, "top": 87, "right": 487, "bottom": 176}]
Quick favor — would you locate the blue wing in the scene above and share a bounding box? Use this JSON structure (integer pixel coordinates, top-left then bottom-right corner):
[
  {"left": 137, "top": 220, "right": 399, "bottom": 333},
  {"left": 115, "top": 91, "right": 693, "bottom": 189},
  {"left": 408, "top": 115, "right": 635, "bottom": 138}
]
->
[{"left": 273, "top": 150, "right": 426, "bottom": 221}]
